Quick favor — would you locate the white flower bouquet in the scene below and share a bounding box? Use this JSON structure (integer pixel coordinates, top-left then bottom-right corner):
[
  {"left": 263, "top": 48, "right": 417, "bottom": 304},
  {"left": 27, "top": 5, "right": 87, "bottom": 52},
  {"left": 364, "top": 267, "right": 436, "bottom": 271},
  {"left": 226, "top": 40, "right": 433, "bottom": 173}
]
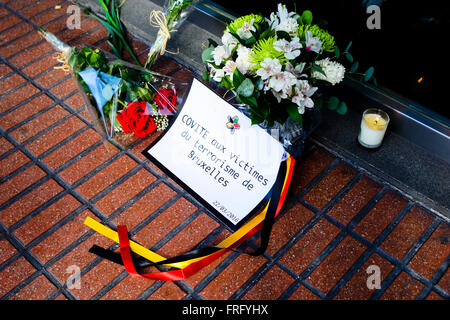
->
[{"left": 202, "top": 3, "right": 369, "bottom": 153}]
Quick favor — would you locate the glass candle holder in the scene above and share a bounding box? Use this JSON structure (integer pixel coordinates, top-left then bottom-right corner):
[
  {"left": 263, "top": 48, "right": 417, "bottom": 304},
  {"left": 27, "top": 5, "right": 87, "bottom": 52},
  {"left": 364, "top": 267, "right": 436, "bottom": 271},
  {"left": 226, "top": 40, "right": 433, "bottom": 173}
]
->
[{"left": 358, "top": 108, "right": 390, "bottom": 148}]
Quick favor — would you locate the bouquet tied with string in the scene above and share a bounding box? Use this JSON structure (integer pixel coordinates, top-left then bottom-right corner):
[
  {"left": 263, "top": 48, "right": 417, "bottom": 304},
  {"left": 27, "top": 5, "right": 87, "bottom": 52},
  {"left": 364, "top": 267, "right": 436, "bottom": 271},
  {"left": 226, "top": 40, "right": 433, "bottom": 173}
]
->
[
  {"left": 145, "top": 0, "right": 204, "bottom": 68},
  {"left": 39, "top": 28, "right": 189, "bottom": 147}
]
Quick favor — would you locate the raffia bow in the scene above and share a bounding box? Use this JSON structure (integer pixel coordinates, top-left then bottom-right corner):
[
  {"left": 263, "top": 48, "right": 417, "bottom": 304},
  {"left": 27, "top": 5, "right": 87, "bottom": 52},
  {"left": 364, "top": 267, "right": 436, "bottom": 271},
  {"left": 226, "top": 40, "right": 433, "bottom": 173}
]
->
[
  {"left": 52, "top": 49, "right": 71, "bottom": 72},
  {"left": 149, "top": 10, "right": 179, "bottom": 55}
]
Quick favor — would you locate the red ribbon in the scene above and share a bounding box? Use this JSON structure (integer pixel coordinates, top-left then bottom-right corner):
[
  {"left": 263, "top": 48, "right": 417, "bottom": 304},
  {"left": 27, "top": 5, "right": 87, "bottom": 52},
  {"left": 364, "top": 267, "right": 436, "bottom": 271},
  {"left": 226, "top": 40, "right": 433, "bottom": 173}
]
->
[{"left": 117, "top": 157, "right": 295, "bottom": 281}]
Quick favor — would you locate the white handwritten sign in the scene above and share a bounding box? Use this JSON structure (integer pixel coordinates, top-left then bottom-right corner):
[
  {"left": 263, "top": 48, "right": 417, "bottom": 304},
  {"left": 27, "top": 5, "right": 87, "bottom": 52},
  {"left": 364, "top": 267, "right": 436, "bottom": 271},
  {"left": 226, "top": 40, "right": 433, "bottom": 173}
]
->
[{"left": 144, "top": 79, "right": 285, "bottom": 229}]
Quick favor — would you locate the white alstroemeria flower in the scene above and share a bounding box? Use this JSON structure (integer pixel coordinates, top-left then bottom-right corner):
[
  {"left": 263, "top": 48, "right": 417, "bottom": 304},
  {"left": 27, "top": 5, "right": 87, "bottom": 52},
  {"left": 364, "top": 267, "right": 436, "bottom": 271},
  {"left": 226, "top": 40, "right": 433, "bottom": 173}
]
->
[
  {"left": 209, "top": 64, "right": 225, "bottom": 82},
  {"left": 311, "top": 58, "right": 345, "bottom": 85},
  {"left": 223, "top": 60, "right": 238, "bottom": 80},
  {"left": 212, "top": 45, "right": 231, "bottom": 65},
  {"left": 304, "top": 30, "right": 322, "bottom": 53},
  {"left": 235, "top": 45, "right": 254, "bottom": 75},
  {"left": 285, "top": 62, "right": 307, "bottom": 78},
  {"left": 292, "top": 80, "right": 317, "bottom": 113},
  {"left": 273, "top": 37, "right": 302, "bottom": 60},
  {"left": 268, "top": 3, "right": 299, "bottom": 38},
  {"left": 236, "top": 19, "right": 256, "bottom": 40},
  {"left": 267, "top": 71, "right": 297, "bottom": 98},
  {"left": 222, "top": 30, "right": 239, "bottom": 49},
  {"left": 256, "top": 58, "right": 282, "bottom": 80}
]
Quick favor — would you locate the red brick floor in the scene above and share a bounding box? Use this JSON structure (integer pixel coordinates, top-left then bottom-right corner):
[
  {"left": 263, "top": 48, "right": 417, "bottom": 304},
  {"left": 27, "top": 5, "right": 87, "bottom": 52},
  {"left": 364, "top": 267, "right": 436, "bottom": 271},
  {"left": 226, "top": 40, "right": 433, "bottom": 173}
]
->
[{"left": 0, "top": 1, "right": 449, "bottom": 301}]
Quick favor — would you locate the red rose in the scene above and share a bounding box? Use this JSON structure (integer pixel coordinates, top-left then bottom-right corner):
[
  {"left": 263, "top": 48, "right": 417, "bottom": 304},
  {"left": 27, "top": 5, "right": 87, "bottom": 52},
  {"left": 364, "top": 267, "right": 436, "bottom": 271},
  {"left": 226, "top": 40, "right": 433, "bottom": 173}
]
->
[
  {"left": 116, "top": 101, "right": 157, "bottom": 138},
  {"left": 154, "top": 88, "right": 177, "bottom": 114}
]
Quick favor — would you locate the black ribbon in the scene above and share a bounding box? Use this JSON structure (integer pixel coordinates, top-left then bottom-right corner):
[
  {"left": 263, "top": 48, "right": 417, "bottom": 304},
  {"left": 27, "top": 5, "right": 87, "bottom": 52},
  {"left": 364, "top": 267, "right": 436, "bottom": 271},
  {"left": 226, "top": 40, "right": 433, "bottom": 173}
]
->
[{"left": 89, "top": 160, "right": 287, "bottom": 268}]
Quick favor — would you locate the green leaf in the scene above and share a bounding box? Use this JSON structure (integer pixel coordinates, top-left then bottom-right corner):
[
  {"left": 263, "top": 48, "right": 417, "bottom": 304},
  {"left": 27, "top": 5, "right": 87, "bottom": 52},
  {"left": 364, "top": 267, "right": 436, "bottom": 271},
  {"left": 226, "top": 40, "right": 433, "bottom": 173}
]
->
[
  {"left": 276, "top": 31, "right": 292, "bottom": 41},
  {"left": 286, "top": 103, "right": 303, "bottom": 126},
  {"left": 68, "top": 51, "right": 79, "bottom": 69},
  {"left": 350, "top": 61, "right": 359, "bottom": 73},
  {"left": 327, "top": 96, "right": 339, "bottom": 110},
  {"left": 250, "top": 108, "right": 264, "bottom": 125},
  {"left": 312, "top": 63, "right": 326, "bottom": 77},
  {"left": 201, "top": 47, "right": 214, "bottom": 63},
  {"left": 207, "top": 38, "right": 218, "bottom": 47},
  {"left": 364, "top": 67, "right": 375, "bottom": 82},
  {"left": 137, "top": 87, "right": 153, "bottom": 101},
  {"left": 245, "top": 36, "right": 257, "bottom": 46},
  {"left": 236, "top": 78, "right": 254, "bottom": 97},
  {"left": 301, "top": 10, "right": 313, "bottom": 25},
  {"left": 372, "top": 77, "right": 378, "bottom": 87},
  {"left": 345, "top": 41, "right": 352, "bottom": 52},
  {"left": 336, "top": 101, "right": 348, "bottom": 115},
  {"left": 238, "top": 95, "right": 258, "bottom": 108},
  {"left": 344, "top": 52, "right": 354, "bottom": 63},
  {"left": 219, "top": 76, "right": 233, "bottom": 90},
  {"left": 334, "top": 46, "right": 340, "bottom": 59},
  {"left": 313, "top": 95, "right": 324, "bottom": 110},
  {"left": 232, "top": 68, "right": 245, "bottom": 89},
  {"left": 202, "top": 70, "right": 210, "bottom": 82},
  {"left": 255, "top": 78, "right": 264, "bottom": 91}
]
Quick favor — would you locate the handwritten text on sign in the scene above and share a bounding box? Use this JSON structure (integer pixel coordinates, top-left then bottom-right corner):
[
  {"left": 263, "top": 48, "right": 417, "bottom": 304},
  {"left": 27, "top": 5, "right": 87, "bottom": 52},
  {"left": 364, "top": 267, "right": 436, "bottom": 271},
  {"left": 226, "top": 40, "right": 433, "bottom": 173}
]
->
[{"left": 147, "top": 79, "right": 285, "bottom": 226}]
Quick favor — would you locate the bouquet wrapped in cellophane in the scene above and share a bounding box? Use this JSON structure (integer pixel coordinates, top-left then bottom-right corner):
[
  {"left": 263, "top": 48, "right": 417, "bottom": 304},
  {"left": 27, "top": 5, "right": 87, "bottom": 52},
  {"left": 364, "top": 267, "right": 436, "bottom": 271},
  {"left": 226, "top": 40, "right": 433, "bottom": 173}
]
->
[
  {"left": 39, "top": 28, "right": 189, "bottom": 147},
  {"left": 145, "top": 0, "right": 204, "bottom": 68}
]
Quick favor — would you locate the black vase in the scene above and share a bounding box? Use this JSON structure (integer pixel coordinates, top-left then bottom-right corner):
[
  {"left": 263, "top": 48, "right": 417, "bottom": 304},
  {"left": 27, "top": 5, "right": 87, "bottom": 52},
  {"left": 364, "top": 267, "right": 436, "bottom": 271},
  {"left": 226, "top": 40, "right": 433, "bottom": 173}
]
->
[{"left": 235, "top": 104, "right": 323, "bottom": 159}]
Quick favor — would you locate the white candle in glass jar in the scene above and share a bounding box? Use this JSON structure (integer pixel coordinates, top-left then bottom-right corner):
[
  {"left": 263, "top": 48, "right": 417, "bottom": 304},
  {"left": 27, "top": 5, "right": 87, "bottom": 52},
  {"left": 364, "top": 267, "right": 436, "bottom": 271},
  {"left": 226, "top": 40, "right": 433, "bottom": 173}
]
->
[{"left": 358, "top": 109, "right": 390, "bottom": 148}]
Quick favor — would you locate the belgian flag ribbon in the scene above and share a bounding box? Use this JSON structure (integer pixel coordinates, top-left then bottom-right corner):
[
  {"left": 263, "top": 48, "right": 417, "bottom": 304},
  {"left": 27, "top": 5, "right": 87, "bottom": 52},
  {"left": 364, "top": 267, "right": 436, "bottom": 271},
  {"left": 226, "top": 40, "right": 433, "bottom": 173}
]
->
[{"left": 85, "top": 155, "right": 294, "bottom": 281}]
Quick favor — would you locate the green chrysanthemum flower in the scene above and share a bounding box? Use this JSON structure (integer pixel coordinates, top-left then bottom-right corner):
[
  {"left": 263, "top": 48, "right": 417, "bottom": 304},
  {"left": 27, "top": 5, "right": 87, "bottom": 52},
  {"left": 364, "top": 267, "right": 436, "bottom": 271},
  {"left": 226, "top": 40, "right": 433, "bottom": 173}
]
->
[
  {"left": 249, "top": 37, "right": 287, "bottom": 68},
  {"left": 298, "top": 24, "right": 336, "bottom": 52},
  {"left": 227, "top": 14, "right": 265, "bottom": 34}
]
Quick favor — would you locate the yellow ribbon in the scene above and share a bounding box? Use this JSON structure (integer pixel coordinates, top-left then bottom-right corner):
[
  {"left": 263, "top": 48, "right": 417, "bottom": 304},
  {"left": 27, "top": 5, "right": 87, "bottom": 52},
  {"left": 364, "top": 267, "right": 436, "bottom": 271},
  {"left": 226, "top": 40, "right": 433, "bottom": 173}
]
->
[
  {"left": 84, "top": 157, "right": 292, "bottom": 270},
  {"left": 149, "top": 10, "right": 179, "bottom": 55}
]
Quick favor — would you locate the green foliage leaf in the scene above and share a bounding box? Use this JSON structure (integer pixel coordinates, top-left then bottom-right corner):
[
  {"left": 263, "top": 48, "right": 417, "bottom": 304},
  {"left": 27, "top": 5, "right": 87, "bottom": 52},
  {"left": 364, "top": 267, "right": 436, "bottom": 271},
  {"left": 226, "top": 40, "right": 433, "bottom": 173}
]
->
[
  {"left": 286, "top": 103, "right": 303, "bottom": 126},
  {"left": 201, "top": 47, "right": 214, "bottom": 63},
  {"left": 336, "top": 101, "right": 348, "bottom": 115},
  {"left": 238, "top": 95, "right": 258, "bottom": 108},
  {"left": 250, "top": 108, "right": 264, "bottom": 125},
  {"left": 232, "top": 68, "right": 246, "bottom": 89},
  {"left": 313, "top": 95, "right": 324, "bottom": 110},
  {"left": 344, "top": 52, "right": 354, "bottom": 63},
  {"left": 350, "top": 61, "right": 359, "bottom": 73},
  {"left": 301, "top": 10, "right": 313, "bottom": 25},
  {"left": 334, "top": 45, "right": 340, "bottom": 59},
  {"left": 372, "top": 77, "right": 378, "bottom": 87},
  {"left": 219, "top": 76, "right": 233, "bottom": 90},
  {"left": 312, "top": 62, "right": 326, "bottom": 77},
  {"left": 364, "top": 67, "right": 375, "bottom": 82},
  {"left": 327, "top": 96, "right": 340, "bottom": 110},
  {"left": 236, "top": 78, "right": 254, "bottom": 97},
  {"left": 202, "top": 70, "right": 210, "bottom": 82},
  {"left": 260, "top": 26, "right": 276, "bottom": 40},
  {"left": 345, "top": 41, "right": 353, "bottom": 52},
  {"left": 276, "top": 31, "right": 292, "bottom": 41},
  {"left": 245, "top": 36, "right": 257, "bottom": 46},
  {"left": 137, "top": 86, "right": 153, "bottom": 101},
  {"left": 255, "top": 78, "right": 264, "bottom": 91},
  {"left": 207, "top": 38, "right": 218, "bottom": 47}
]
